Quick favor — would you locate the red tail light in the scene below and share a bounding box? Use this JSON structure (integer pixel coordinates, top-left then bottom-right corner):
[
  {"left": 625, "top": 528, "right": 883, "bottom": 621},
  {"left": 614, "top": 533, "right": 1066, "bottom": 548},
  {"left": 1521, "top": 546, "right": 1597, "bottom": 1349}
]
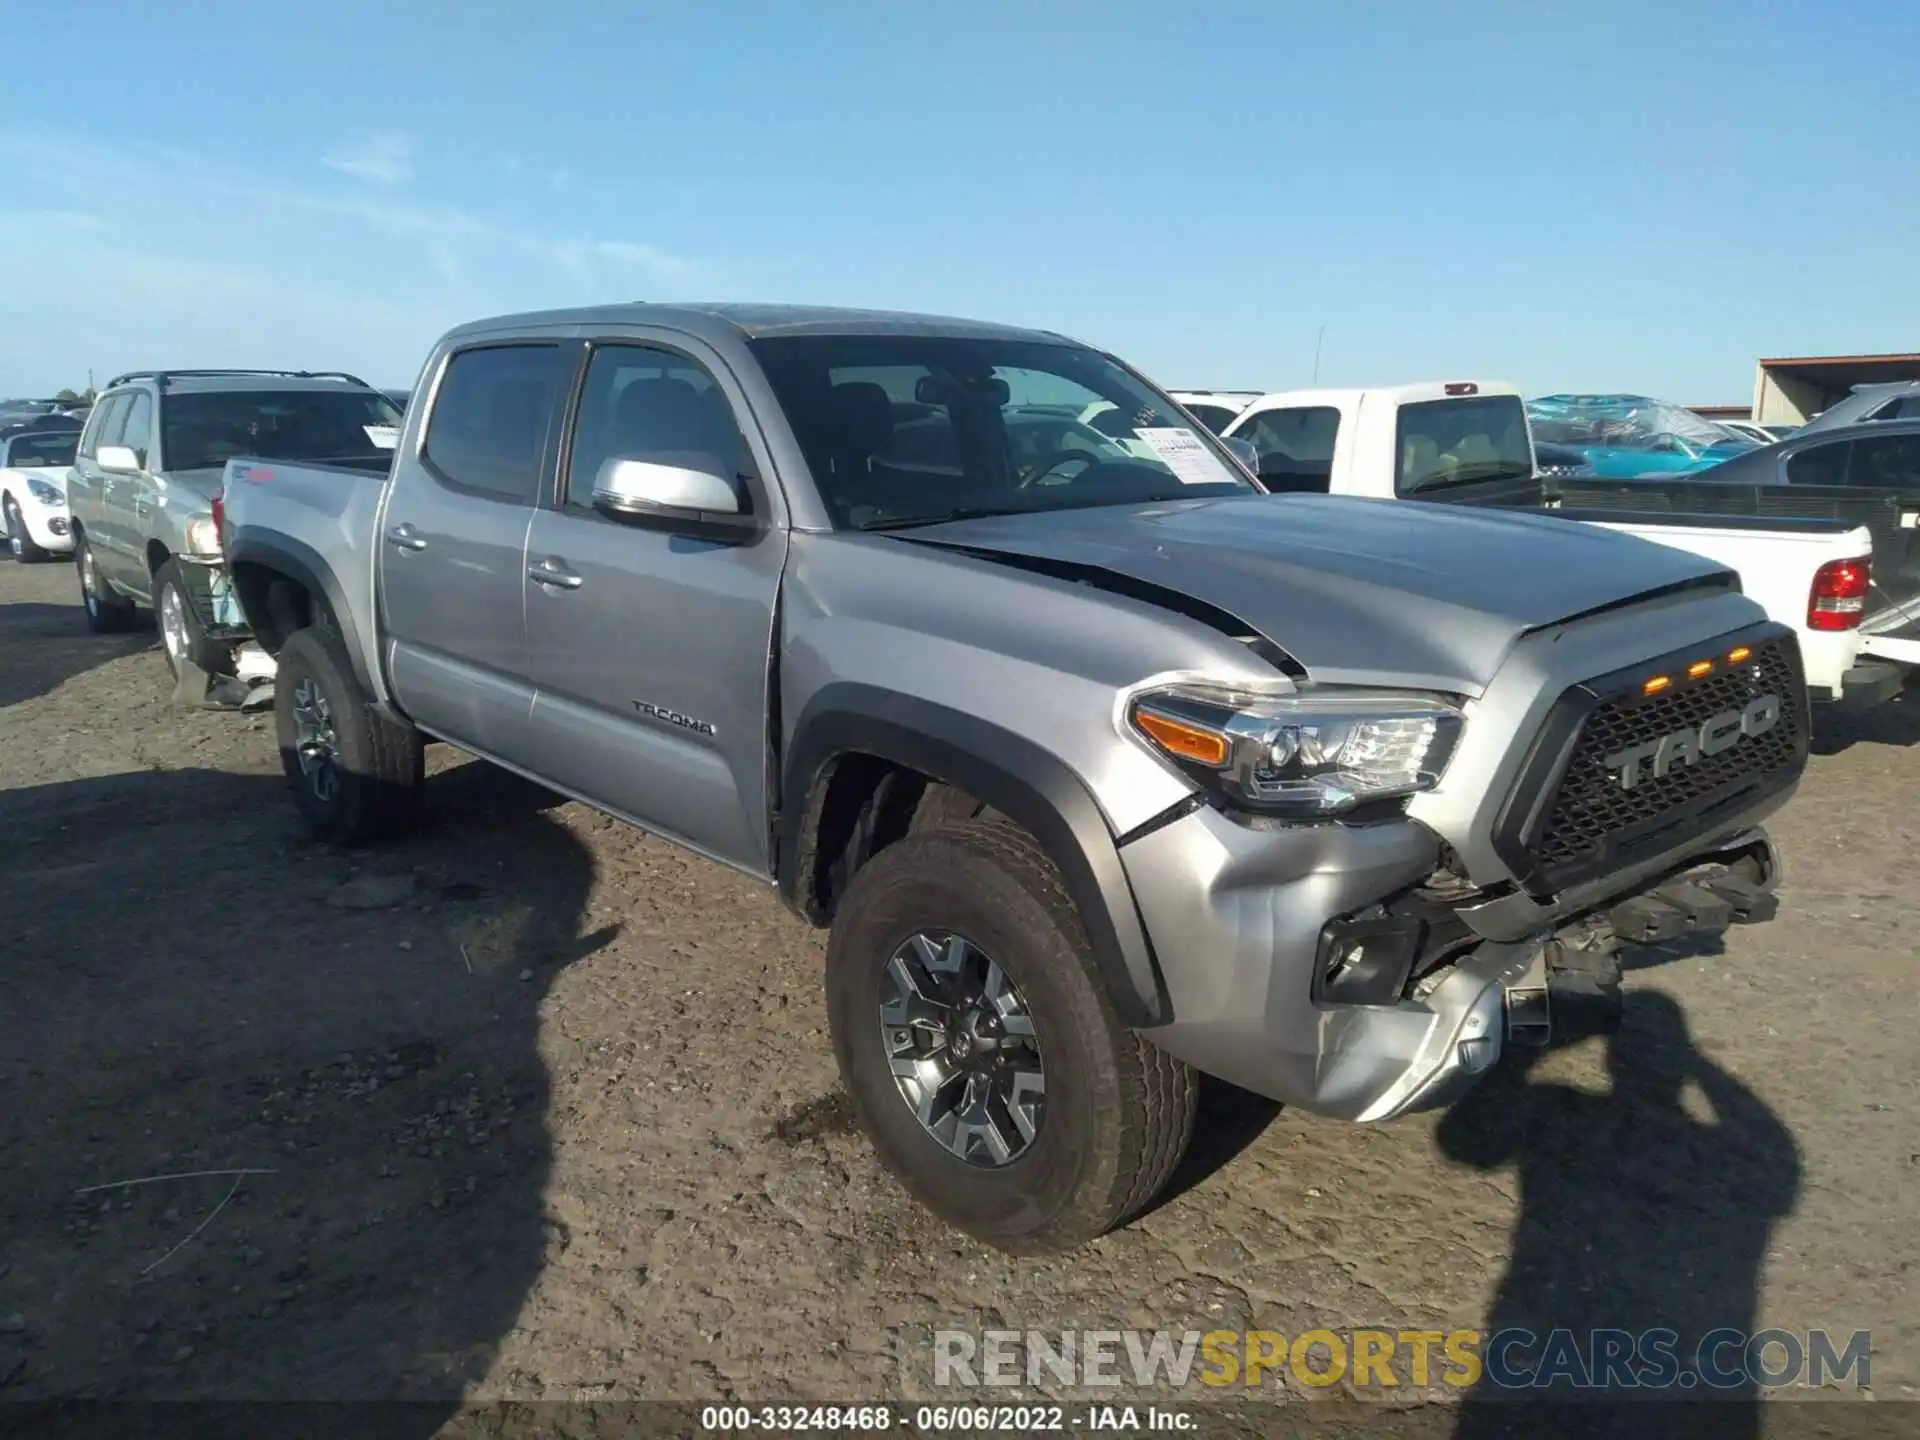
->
[{"left": 1808, "top": 556, "right": 1869, "bottom": 631}]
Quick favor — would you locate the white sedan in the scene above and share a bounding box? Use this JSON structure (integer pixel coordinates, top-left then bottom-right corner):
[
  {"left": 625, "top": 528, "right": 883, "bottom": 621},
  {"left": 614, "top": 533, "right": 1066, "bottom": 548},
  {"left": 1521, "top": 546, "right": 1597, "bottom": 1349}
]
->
[{"left": 0, "top": 428, "right": 77, "bottom": 562}]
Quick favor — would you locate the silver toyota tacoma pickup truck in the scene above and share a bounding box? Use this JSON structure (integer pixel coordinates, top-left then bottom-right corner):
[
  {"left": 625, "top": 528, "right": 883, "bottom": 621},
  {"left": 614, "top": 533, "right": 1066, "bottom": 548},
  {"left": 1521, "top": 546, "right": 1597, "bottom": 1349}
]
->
[{"left": 219, "top": 304, "right": 1809, "bottom": 1253}]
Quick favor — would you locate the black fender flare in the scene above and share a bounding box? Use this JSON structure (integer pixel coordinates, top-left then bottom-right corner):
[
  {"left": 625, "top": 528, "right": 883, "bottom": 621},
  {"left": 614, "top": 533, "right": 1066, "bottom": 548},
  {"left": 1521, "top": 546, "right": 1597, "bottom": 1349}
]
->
[
  {"left": 226, "top": 528, "right": 377, "bottom": 696},
  {"left": 779, "top": 683, "right": 1170, "bottom": 1028}
]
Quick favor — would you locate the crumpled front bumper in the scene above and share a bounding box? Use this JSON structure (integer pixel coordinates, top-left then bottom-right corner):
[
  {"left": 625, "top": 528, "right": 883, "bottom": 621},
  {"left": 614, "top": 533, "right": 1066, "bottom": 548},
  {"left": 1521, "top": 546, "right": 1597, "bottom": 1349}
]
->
[{"left": 1120, "top": 803, "right": 1783, "bottom": 1123}]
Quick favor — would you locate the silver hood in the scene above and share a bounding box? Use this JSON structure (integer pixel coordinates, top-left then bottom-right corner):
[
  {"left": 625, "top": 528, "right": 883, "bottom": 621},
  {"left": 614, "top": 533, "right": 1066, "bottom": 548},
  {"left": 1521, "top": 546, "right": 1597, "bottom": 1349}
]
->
[{"left": 900, "top": 495, "right": 1738, "bottom": 694}]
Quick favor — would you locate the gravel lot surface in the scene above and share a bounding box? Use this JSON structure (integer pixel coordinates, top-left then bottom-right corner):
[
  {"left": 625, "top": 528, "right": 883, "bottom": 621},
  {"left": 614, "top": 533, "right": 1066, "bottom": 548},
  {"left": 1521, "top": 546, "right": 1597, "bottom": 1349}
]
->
[{"left": 2, "top": 552, "right": 1915, "bottom": 1425}]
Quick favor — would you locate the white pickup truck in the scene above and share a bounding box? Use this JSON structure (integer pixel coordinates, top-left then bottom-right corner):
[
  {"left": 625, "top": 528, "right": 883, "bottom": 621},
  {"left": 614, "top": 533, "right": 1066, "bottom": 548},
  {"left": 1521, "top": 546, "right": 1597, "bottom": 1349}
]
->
[{"left": 1218, "top": 382, "right": 1900, "bottom": 708}]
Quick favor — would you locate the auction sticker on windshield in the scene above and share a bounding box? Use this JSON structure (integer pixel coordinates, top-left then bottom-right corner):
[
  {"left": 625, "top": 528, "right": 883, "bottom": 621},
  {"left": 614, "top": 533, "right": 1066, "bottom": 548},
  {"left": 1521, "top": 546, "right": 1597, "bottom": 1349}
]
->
[
  {"left": 1136, "top": 427, "right": 1235, "bottom": 486},
  {"left": 363, "top": 425, "right": 400, "bottom": 449}
]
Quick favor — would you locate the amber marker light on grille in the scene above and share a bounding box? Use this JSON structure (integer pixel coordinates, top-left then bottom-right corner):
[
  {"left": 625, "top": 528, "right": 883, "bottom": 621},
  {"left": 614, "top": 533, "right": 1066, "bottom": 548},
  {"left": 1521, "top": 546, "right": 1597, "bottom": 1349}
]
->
[
  {"left": 1728, "top": 646, "right": 1752, "bottom": 663},
  {"left": 1687, "top": 659, "right": 1714, "bottom": 678},
  {"left": 1133, "top": 709, "right": 1230, "bottom": 766},
  {"left": 1642, "top": 674, "right": 1673, "bottom": 695}
]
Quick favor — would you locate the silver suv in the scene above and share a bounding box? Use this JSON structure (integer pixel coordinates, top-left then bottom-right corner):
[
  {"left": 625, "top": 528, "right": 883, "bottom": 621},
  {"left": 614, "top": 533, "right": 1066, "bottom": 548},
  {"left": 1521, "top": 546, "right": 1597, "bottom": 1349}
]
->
[{"left": 66, "top": 369, "right": 402, "bottom": 691}]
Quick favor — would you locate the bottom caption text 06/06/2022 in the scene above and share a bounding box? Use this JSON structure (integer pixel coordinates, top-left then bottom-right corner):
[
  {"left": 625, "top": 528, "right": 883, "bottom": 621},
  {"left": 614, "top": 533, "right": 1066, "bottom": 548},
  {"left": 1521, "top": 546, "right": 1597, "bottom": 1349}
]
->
[{"left": 698, "top": 1404, "right": 1200, "bottom": 1433}]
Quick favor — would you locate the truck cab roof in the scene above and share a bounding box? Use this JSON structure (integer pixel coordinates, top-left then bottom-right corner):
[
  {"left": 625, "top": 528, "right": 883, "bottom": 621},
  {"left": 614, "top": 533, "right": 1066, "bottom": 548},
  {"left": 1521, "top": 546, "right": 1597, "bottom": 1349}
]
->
[
  {"left": 444, "top": 301, "right": 1080, "bottom": 348},
  {"left": 1235, "top": 381, "right": 1525, "bottom": 415}
]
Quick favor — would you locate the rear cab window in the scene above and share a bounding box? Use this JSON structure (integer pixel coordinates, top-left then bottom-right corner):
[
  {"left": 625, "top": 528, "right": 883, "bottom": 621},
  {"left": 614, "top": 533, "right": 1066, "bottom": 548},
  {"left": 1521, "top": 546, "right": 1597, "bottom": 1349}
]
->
[
  {"left": 421, "top": 345, "right": 573, "bottom": 502},
  {"left": 1395, "top": 395, "right": 1533, "bottom": 495}
]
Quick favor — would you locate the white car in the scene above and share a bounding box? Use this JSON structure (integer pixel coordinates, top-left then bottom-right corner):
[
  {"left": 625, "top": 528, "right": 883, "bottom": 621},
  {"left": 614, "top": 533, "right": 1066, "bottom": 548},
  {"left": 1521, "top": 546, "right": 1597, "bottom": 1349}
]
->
[
  {"left": 1715, "top": 419, "right": 1780, "bottom": 447},
  {"left": 1166, "top": 389, "right": 1262, "bottom": 434},
  {"left": 0, "top": 427, "right": 77, "bottom": 562},
  {"left": 1220, "top": 381, "right": 1901, "bottom": 707}
]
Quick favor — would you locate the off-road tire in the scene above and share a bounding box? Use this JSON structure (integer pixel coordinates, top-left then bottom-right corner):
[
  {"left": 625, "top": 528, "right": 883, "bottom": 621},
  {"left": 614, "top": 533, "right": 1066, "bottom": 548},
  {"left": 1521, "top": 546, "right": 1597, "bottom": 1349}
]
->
[
  {"left": 152, "top": 557, "right": 233, "bottom": 678},
  {"left": 5, "top": 496, "right": 51, "bottom": 563},
  {"left": 827, "top": 816, "right": 1196, "bottom": 1253},
  {"left": 274, "top": 625, "right": 424, "bottom": 846},
  {"left": 76, "top": 534, "right": 138, "bottom": 633}
]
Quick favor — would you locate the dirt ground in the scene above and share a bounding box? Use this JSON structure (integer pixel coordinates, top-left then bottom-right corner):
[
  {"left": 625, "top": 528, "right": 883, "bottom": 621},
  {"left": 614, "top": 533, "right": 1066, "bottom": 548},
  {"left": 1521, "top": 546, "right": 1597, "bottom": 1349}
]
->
[{"left": 2, "top": 551, "right": 1916, "bottom": 1421}]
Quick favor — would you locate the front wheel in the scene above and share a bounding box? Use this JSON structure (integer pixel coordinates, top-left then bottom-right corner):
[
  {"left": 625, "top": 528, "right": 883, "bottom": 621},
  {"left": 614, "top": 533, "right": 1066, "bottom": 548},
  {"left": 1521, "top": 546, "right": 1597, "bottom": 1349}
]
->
[
  {"left": 273, "top": 626, "right": 424, "bottom": 845},
  {"left": 826, "top": 817, "right": 1197, "bottom": 1253},
  {"left": 152, "top": 558, "right": 232, "bottom": 678},
  {"left": 5, "top": 496, "right": 51, "bottom": 563}
]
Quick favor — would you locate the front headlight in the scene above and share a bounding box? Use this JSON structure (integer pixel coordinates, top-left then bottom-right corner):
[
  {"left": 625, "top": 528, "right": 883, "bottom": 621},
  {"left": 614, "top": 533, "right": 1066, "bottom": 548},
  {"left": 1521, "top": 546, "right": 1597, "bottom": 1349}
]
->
[
  {"left": 185, "top": 515, "right": 222, "bottom": 557},
  {"left": 26, "top": 478, "right": 63, "bottom": 506},
  {"left": 1128, "top": 683, "right": 1463, "bottom": 818}
]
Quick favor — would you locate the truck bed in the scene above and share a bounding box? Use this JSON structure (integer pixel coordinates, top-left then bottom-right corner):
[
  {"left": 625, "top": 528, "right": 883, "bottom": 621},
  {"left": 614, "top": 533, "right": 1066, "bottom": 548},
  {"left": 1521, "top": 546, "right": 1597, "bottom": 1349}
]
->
[
  {"left": 221, "top": 454, "right": 397, "bottom": 668},
  {"left": 1545, "top": 475, "right": 1920, "bottom": 625}
]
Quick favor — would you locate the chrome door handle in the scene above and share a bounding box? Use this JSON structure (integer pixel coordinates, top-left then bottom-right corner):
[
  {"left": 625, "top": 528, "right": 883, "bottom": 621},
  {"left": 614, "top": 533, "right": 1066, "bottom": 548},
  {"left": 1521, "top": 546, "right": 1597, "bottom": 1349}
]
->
[
  {"left": 528, "top": 560, "right": 584, "bottom": 590},
  {"left": 386, "top": 524, "right": 428, "bottom": 552}
]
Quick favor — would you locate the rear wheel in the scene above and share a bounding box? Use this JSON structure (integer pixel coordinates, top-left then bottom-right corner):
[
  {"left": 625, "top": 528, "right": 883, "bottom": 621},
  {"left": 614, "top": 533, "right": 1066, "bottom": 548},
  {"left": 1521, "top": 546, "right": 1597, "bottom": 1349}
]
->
[
  {"left": 152, "top": 558, "right": 232, "bottom": 678},
  {"left": 273, "top": 626, "right": 424, "bottom": 845},
  {"left": 5, "top": 496, "right": 51, "bottom": 563},
  {"left": 76, "top": 534, "right": 138, "bottom": 633},
  {"left": 826, "top": 816, "right": 1196, "bottom": 1253}
]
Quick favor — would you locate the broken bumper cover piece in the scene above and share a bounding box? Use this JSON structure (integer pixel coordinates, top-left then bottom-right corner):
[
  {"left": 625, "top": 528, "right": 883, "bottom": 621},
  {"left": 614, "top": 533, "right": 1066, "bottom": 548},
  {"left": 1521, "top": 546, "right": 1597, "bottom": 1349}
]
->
[{"left": 1123, "top": 804, "right": 1783, "bottom": 1125}]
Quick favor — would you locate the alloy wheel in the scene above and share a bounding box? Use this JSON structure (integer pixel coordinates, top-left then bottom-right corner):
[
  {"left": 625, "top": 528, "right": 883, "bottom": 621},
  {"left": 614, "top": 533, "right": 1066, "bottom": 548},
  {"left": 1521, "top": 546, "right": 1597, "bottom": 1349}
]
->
[
  {"left": 291, "top": 676, "right": 341, "bottom": 804},
  {"left": 159, "top": 584, "right": 190, "bottom": 666},
  {"left": 879, "top": 930, "right": 1045, "bottom": 1167}
]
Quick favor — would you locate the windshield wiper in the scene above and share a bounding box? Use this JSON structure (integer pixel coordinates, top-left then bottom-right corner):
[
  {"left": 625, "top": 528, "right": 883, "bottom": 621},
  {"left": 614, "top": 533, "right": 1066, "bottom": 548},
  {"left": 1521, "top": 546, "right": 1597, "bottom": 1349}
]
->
[
  {"left": 1407, "top": 464, "right": 1535, "bottom": 494},
  {"left": 859, "top": 505, "right": 1026, "bottom": 531}
]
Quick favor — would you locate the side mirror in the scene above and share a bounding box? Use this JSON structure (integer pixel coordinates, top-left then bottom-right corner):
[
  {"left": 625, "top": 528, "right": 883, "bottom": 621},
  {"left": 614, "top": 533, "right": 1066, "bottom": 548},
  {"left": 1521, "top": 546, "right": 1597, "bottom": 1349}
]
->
[
  {"left": 97, "top": 444, "right": 142, "bottom": 474},
  {"left": 1223, "top": 437, "right": 1260, "bottom": 473},
  {"left": 591, "top": 455, "right": 755, "bottom": 542}
]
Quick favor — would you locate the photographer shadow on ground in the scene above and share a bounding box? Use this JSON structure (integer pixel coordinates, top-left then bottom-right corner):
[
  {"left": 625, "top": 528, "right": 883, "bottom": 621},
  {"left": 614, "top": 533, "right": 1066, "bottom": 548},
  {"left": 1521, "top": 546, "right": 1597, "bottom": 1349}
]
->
[
  {"left": 0, "top": 758, "right": 608, "bottom": 1434},
  {"left": 1435, "top": 990, "right": 1800, "bottom": 1437}
]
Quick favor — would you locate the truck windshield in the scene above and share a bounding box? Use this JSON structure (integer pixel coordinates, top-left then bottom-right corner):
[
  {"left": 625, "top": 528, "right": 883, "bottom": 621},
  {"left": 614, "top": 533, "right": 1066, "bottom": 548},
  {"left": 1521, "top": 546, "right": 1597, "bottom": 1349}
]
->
[
  {"left": 1395, "top": 395, "right": 1534, "bottom": 495},
  {"left": 748, "top": 335, "right": 1255, "bottom": 529},
  {"left": 161, "top": 390, "right": 404, "bottom": 472}
]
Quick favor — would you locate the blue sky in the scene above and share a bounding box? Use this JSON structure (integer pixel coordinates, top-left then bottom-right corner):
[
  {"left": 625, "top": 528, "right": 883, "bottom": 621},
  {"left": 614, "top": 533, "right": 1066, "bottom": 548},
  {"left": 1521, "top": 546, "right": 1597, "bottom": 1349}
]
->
[{"left": 1, "top": 0, "right": 1914, "bottom": 401}]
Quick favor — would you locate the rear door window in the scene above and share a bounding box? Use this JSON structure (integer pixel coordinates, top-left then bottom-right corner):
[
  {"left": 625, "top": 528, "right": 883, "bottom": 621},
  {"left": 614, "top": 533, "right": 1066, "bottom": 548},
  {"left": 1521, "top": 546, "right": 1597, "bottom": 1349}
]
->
[
  {"left": 1785, "top": 440, "right": 1851, "bottom": 486},
  {"left": 422, "top": 344, "right": 573, "bottom": 503},
  {"left": 1234, "top": 406, "right": 1340, "bottom": 491}
]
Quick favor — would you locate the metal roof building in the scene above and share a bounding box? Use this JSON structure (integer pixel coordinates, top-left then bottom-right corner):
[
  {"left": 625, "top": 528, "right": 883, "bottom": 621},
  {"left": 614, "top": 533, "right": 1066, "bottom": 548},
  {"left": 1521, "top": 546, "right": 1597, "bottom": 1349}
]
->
[{"left": 1752, "top": 351, "right": 1920, "bottom": 424}]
